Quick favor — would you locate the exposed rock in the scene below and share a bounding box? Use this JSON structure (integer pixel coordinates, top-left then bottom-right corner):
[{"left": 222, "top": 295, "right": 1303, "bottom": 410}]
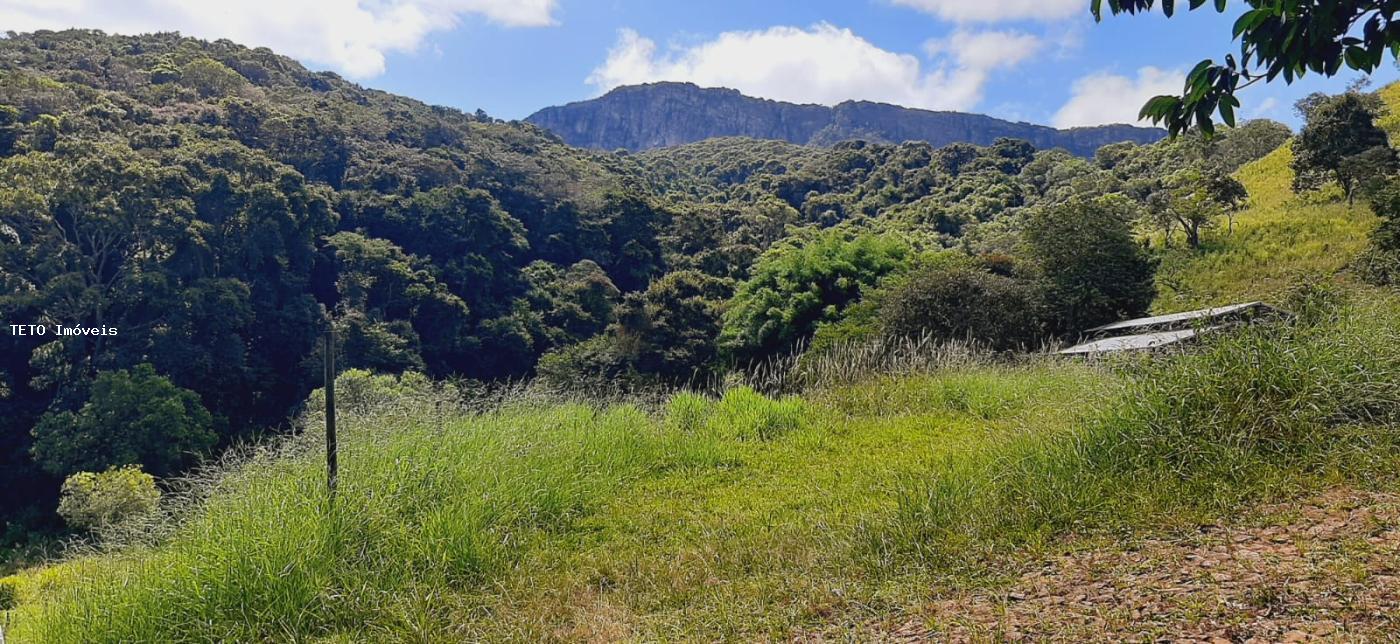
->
[{"left": 526, "top": 82, "right": 1166, "bottom": 157}]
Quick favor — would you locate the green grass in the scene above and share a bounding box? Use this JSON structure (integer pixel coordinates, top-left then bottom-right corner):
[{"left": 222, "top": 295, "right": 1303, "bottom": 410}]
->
[
  {"left": 1152, "top": 81, "right": 1400, "bottom": 312},
  {"left": 470, "top": 365, "right": 1095, "bottom": 641},
  {"left": 1153, "top": 142, "right": 1378, "bottom": 312},
  {"left": 8, "top": 293, "right": 1399, "bottom": 641},
  {"left": 880, "top": 294, "right": 1400, "bottom": 569},
  {"left": 3, "top": 364, "right": 1107, "bottom": 642},
  {"left": 4, "top": 401, "right": 695, "bottom": 641}
]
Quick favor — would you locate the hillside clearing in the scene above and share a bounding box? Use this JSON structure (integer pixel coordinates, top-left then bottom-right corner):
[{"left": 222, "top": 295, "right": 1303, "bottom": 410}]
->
[
  {"left": 1153, "top": 143, "right": 1377, "bottom": 312},
  {"left": 801, "top": 487, "right": 1400, "bottom": 642},
  {"left": 6, "top": 293, "right": 1400, "bottom": 641}
]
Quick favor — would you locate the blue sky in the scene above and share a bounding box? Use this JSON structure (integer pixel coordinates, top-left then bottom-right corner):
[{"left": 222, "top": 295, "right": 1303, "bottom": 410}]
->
[{"left": 6, "top": 0, "right": 1397, "bottom": 129}]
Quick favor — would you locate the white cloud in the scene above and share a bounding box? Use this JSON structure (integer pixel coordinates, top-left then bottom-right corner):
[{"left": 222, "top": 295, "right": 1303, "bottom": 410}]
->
[
  {"left": 1052, "top": 66, "right": 1185, "bottom": 127},
  {"left": 924, "top": 29, "right": 1041, "bottom": 71},
  {"left": 1247, "top": 96, "right": 1280, "bottom": 119},
  {"left": 890, "top": 0, "right": 1084, "bottom": 23},
  {"left": 0, "top": 0, "right": 558, "bottom": 78},
  {"left": 588, "top": 23, "right": 1041, "bottom": 112}
]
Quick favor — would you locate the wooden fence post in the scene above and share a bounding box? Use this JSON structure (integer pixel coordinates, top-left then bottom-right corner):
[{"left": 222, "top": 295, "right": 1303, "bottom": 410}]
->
[{"left": 324, "top": 325, "right": 338, "bottom": 502}]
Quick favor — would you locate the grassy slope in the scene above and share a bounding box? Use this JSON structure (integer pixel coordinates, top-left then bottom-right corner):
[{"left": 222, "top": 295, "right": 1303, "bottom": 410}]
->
[
  {"left": 1152, "top": 144, "right": 1376, "bottom": 311},
  {"left": 1153, "top": 81, "right": 1400, "bottom": 312},
  {"left": 11, "top": 301, "right": 1399, "bottom": 641},
  {"left": 7, "top": 88, "right": 1400, "bottom": 643},
  {"left": 1, "top": 366, "right": 1105, "bottom": 641},
  {"left": 475, "top": 368, "right": 1098, "bottom": 641}
]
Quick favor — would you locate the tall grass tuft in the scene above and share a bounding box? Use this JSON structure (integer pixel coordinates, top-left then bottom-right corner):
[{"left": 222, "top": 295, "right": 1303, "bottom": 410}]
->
[
  {"left": 736, "top": 333, "right": 1004, "bottom": 395},
  {"left": 877, "top": 295, "right": 1400, "bottom": 565}
]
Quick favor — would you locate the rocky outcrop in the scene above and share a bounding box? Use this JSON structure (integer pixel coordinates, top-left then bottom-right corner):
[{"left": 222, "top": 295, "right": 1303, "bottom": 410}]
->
[{"left": 526, "top": 82, "right": 1165, "bottom": 157}]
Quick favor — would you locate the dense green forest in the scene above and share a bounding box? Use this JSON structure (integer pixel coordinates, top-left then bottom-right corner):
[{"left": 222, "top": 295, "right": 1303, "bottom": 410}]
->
[{"left": 0, "top": 28, "right": 1318, "bottom": 545}]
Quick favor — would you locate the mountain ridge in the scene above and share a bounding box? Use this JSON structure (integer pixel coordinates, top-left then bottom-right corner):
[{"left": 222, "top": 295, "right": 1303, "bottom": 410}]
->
[{"left": 526, "top": 82, "right": 1167, "bottom": 156}]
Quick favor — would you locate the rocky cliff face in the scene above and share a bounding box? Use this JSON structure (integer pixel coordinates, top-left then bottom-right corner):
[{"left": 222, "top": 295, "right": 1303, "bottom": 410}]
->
[{"left": 526, "top": 82, "right": 1166, "bottom": 157}]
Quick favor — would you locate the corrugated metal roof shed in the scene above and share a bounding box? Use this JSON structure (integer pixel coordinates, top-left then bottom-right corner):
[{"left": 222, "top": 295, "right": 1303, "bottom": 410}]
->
[
  {"left": 1086, "top": 302, "right": 1265, "bottom": 334},
  {"left": 1058, "top": 328, "right": 1207, "bottom": 355}
]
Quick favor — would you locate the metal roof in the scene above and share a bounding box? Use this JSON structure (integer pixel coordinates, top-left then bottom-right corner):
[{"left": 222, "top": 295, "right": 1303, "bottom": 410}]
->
[
  {"left": 1058, "top": 328, "right": 1206, "bottom": 355},
  {"left": 1085, "top": 302, "right": 1265, "bottom": 334}
]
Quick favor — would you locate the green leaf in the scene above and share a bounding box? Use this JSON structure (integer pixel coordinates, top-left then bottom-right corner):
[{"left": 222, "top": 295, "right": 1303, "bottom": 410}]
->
[
  {"left": 1139, "top": 95, "right": 1182, "bottom": 121},
  {"left": 1185, "top": 59, "right": 1213, "bottom": 88},
  {"left": 1232, "top": 9, "right": 1269, "bottom": 39},
  {"left": 1345, "top": 45, "right": 1366, "bottom": 70},
  {"left": 1197, "top": 111, "right": 1216, "bottom": 137}
]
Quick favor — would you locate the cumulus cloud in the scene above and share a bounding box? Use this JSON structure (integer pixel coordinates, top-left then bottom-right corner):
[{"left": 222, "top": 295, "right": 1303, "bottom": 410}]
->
[
  {"left": 1052, "top": 67, "right": 1185, "bottom": 127},
  {"left": 0, "top": 0, "right": 558, "bottom": 78},
  {"left": 924, "top": 29, "right": 1041, "bottom": 71},
  {"left": 587, "top": 23, "right": 1041, "bottom": 112},
  {"left": 889, "top": 0, "right": 1084, "bottom": 23}
]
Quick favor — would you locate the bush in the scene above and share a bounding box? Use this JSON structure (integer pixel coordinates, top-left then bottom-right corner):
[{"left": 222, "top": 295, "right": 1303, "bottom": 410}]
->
[
  {"left": 179, "top": 58, "right": 246, "bottom": 98},
  {"left": 614, "top": 270, "right": 731, "bottom": 384},
  {"left": 1356, "top": 175, "right": 1400, "bottom": 287},
  {"left": 536, "top": 336, "right": 648, "bottom": 395},
  {"left": 1023, "top": 195, "right": 1156, "bottom": 334},
  {"left": 304, "top": 369, "right": 436, "bottom": 416},
  {"left": 877, "top": 262, "right": 1047, "bottom": 350},
  {"left": 57, "top": 466, "right": 160, "bottom": 531}
]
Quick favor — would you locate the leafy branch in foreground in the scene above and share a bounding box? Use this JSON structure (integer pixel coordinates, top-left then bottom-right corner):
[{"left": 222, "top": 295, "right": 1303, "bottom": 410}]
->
[{"left": 1093, "top": 0, "right": 1400, "bottom": 135}]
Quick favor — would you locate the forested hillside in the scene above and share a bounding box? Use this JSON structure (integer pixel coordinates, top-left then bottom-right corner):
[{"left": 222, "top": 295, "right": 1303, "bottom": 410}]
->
[
  {"left": 0, "top": 29, "right": 1291, "bottom": 543},
  {"left": 10, "top": 1, "right": 1400, "bottom": 636}
]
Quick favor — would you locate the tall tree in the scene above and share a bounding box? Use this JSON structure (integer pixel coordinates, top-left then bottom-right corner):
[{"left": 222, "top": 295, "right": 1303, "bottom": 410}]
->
[
  {"left": 1292, "top": 92, "right": 1395, "bottom": 203},
  {"left": 1154, "top": 166, "right": 1249, "bottom": 247},
  {"left": 1024, "top": 195, "right": 1157, "bottom": 333},
  {"left": 31, "top": 364, "right": 216, "bottom": 478}
]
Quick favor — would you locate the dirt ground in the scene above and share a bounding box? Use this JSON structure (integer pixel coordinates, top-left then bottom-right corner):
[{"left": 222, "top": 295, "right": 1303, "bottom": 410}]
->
[{"left": 801, "top": 489, "right": 1400, "bottom": 643}]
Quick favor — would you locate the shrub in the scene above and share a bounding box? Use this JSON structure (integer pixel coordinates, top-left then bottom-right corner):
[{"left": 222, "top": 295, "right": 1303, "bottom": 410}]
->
[
  {"left": 536, "top": 336, "right": 648, "bottom": 395},
  {"left": 1356, "top": 175, "right": 1400, "bottom": 286},
  {"left": 179, "top": 58, "right": 246, "bottom": 98},
  {"left": 1023, "top": 195, "right": 1156, "bottom": 334},
  {"left": 614, "top": 270, "right": 731, "bottom": 384},
  {"left": 57, "top": 466, "right": 160, "bottom": 531},
  {"left": 304, "top": 369, "right": 436, "bottom": 416},
  {"left": 877, "top": 263, "right": 1047, "bottom": 350}
]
